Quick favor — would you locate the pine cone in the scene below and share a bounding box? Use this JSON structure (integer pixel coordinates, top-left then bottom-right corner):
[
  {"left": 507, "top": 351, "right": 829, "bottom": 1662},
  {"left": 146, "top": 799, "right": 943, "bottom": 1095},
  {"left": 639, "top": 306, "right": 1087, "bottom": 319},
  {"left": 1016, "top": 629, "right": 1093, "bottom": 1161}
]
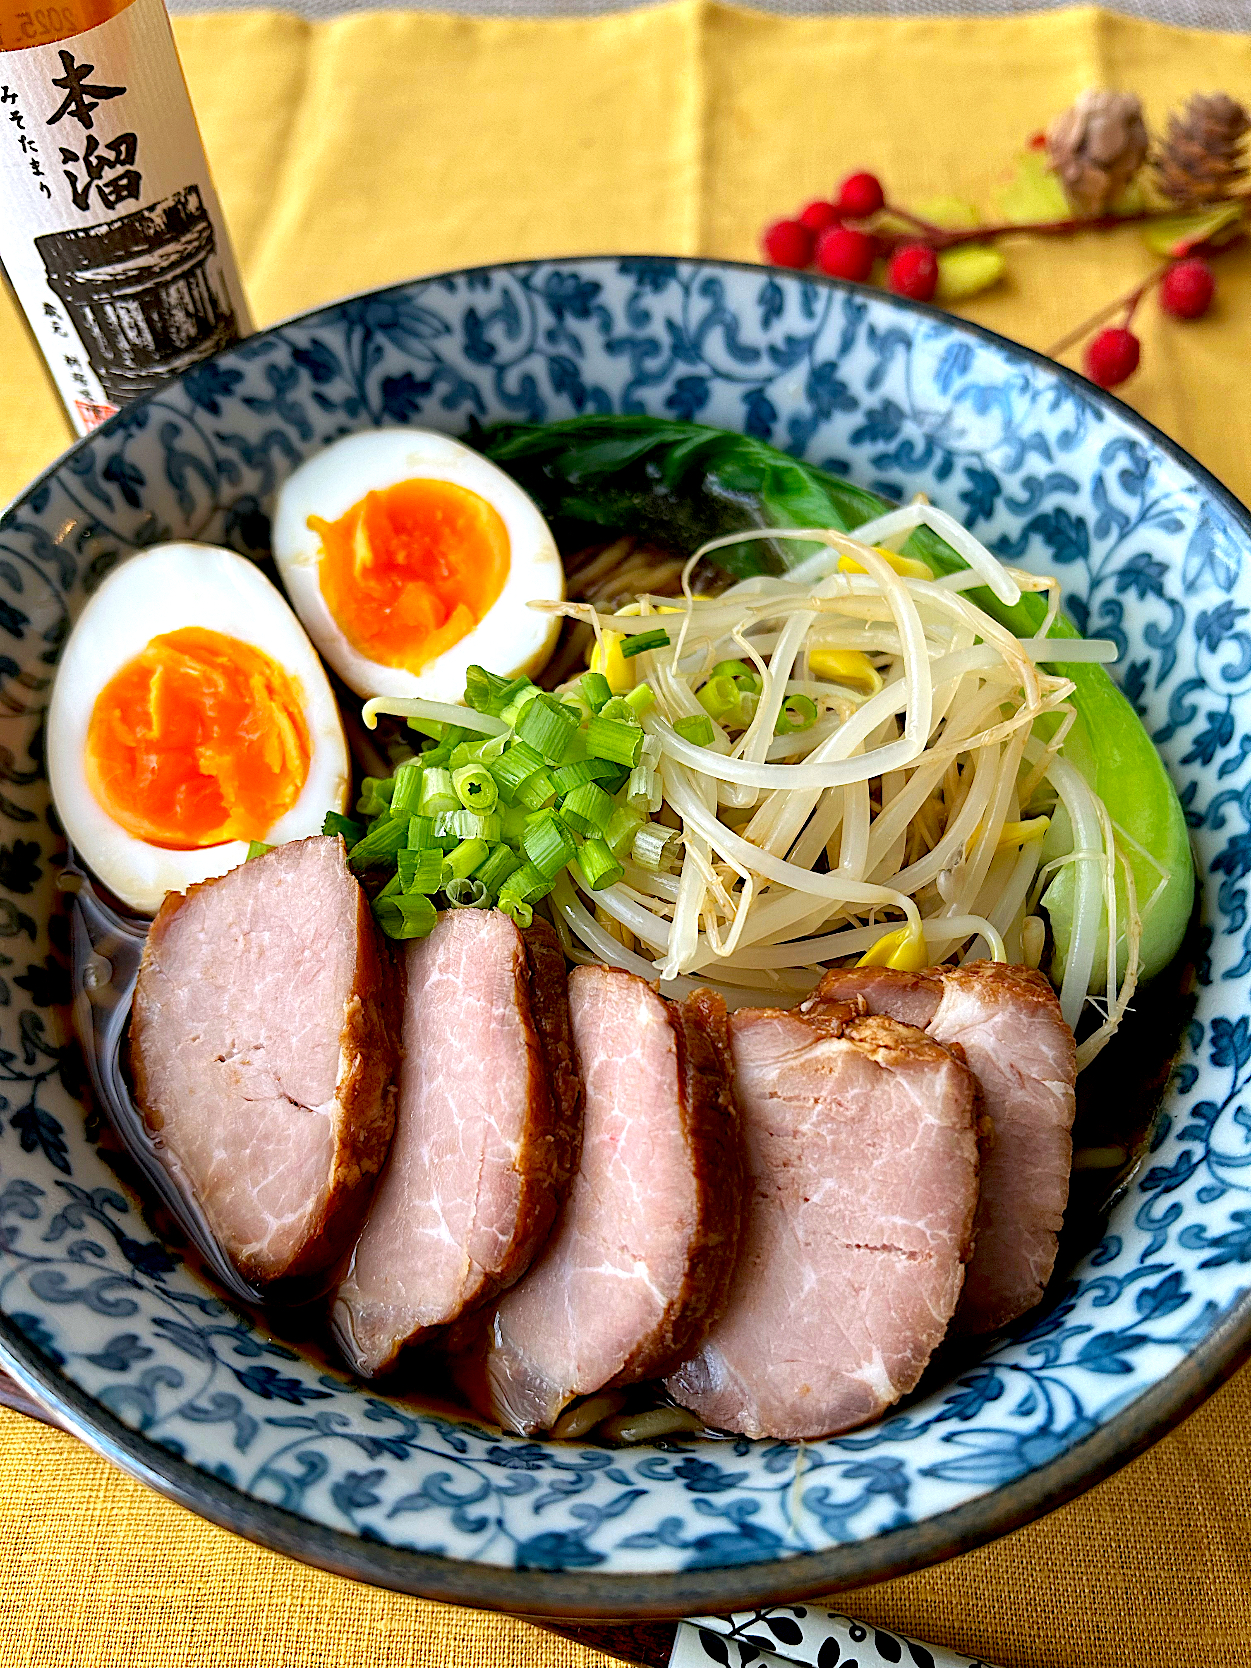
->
[
  {"left": 1047, "top": 89, "right": 1149, "bottom": 216},
  {"left": 1154, "top": 92, "right": 1250, "bottom": 205}
]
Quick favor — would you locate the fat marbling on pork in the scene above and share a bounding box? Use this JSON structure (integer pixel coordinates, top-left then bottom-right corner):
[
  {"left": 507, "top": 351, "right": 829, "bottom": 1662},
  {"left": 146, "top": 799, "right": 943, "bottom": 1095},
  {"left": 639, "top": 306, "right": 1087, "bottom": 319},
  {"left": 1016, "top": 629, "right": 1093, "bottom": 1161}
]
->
[
  {"left": 130, "top": 835, "right": 399, "bottom": 1286},
  {"left": 333, "top": 910, "right": 582, "bottom": 1377},
  {"left": 461, "top": 964, "right": 744, "bottom": 1435},
  {"left": 808, "top": 962, "right": 1077, "bottom": 1332}
]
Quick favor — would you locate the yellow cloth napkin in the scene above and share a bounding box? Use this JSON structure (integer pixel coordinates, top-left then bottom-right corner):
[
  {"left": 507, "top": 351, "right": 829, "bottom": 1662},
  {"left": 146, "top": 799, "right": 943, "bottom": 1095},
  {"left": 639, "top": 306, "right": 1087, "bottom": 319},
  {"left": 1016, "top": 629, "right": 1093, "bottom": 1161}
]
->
[{"left": 2, "top": 4, "right": 1251, "bottom": 1663}]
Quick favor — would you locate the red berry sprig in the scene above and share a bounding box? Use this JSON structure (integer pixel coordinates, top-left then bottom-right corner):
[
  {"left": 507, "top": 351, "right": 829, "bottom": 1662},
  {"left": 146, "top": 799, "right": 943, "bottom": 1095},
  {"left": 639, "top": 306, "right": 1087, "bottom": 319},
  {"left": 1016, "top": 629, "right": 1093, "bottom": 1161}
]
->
[
  {"left": 761, "top": 218, "right": 813, "bottom": 271},
  {"left": 1160, "top": 256, "right": 1216, "bottom": 319},
  {"left": 1050, "top": 254, "right": 1217, "bottom": 388},
  {"left": 816, "top": 225, "right": 875, "bottom": 283},
  {"left": 1084, "top": 327, "right": 1142, "bottom": 389},
  {"left": 887, "top": 244, "right": 939, "bottom": 302},
  {"left": 836, "top": 171, "right": 885, "bottom": 219},
  {"left": 759, "top": 148, "right": 1235, "bottom": 394},
  {"left": 760, "top": 173, "right": 940, "bottom": 299},
  {"left": 800, "top": 200, "right": 840, "bottom": 234}
]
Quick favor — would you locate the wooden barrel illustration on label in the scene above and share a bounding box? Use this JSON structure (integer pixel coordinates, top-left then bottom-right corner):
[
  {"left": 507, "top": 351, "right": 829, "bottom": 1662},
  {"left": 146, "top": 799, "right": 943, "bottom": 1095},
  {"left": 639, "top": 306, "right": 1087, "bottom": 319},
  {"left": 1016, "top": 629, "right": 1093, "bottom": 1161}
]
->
[{"left": 34, "top": 185, "right": 240, "bottom": 404}]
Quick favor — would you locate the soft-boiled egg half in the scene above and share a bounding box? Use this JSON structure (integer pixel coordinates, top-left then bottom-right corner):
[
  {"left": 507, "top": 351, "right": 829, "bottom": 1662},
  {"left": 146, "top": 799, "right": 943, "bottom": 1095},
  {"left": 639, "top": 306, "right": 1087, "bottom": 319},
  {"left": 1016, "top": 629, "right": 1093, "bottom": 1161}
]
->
[
  {"left": 271, "top": 428, "right": 563, "bottom": 702},
  {"left": 48, "top": 544, "right": 349, "bottom": 914}
]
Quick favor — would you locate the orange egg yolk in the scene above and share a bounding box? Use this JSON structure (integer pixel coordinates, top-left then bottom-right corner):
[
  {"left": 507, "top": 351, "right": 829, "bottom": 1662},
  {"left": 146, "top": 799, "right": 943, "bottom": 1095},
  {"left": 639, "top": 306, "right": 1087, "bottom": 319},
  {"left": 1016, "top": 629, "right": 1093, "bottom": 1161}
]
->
[
  {"left": 84, "top": 627, "right": 311, "bottom": 850},
  {"left": 309, "top": 478, "right": 510, "bottom": 673}
]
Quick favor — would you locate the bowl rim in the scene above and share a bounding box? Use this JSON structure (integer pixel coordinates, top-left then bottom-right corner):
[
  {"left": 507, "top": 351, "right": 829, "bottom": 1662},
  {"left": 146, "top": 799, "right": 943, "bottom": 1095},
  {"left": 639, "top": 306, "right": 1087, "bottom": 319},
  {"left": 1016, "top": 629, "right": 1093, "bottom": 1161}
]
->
[{"left": 2, "top": 252, "right": 1249, "bottom": 1615}]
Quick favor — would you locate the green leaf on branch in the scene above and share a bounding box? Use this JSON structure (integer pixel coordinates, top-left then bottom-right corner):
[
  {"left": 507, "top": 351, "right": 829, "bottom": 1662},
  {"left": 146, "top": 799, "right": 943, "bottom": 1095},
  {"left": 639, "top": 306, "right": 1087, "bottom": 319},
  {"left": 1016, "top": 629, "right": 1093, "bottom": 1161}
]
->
[
  {"left": 1141, "top": 200, "right": 1244, "bottom": 257},
  {"left": 912, "top": 195, "right": 982, "bottom": 230},
  {"left": 995, "top": 149, "right": 1071, "bottom": 223},
  {"left": 936, "top": 244, "right": 1007, "bottom": 301}
]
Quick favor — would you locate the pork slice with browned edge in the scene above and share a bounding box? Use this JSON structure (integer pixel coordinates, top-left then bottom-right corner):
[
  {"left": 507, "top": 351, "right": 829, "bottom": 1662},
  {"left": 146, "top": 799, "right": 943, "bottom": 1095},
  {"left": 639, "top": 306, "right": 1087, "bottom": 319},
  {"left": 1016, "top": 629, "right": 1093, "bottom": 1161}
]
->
[
  {"left": 130, "top": 835, "right": 399, "bottom": 1287},
  {"left": 462, "top": 964, "right": 744, "bottom": 1436},
  {"left": 332, "top": 911, "right": 582, "bottom": 1378},
  {"left": 664, "top": 1000, "right": 980, "bottom": 1441},
  {"left": 809, "top": 962, "right": 1077, "bottom": 1333}
]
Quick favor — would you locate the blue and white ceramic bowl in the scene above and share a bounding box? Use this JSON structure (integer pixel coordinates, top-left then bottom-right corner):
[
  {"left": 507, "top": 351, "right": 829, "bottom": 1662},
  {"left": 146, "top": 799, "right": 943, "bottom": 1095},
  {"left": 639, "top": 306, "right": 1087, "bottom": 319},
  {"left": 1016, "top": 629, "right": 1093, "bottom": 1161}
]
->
[{"left": 0, "top": 257, "right": 1248, "bottom": 1616}]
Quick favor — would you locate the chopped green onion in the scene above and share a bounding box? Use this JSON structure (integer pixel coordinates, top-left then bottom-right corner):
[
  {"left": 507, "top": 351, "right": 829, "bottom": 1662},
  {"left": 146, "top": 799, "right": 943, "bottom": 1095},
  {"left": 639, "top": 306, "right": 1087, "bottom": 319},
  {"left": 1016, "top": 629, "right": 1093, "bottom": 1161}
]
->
[
  {"left": 376, "top": 871, "right": 402, "bottom": 899},
  {"left": 559, "top": 686, "right": 595, "bottom": 724},
  {"left": 697, "top": 675, "right": 744, "bottom": 726},
  {"left": 476, "top": 844, "right": 523, "bottom": 897},
  {"left": 522, "top": 810, "right": 577, "bottom": 879},
  {"left": 624, "top": 682, "right": 656, "bottom": 716},
  {"left": 674, "top": 712, "right": 714, "bottom": 748},
  {"left": 453, "top": 763, "right": 499, "bottom": 814},
  {"left": 398, "top": 848, "right": 444, "bottom": 893},
  {"left": 465, "top": 665, "right": 532, "bottom": 717},
  {"left": 626, "top": 763, "right": 662, "bottom": 815},
  {"left": 560, "top": 725, "right": 588, "bottom": 766},
  {"left": 560, "top": 781, "right": 615, "bottom": 837},
  {"left": 499, "top": 861, "right": 552, "bottom": 906},
  {"left": 776, "top": 692, "right": 818, "bottom": 735},
  {"left": 605, "top": 804, "right": 644, "bottom": 859},
  {"left": 407, "top": 814, "right": 436, "bottom": 850},
  {"left": 497, "top": 894, "right": 533, "bottom": 929},
  {"left": 516, "top": 693, "right": 580, "bottom": 766},
  {"left": 435, "top": 809, "right": 501, "bottom": 844},
  {"left": 446, "top": 876, "right": 489, "bottom": 908},
  {"left": 579, "top": 671, "right": 613, "bottom": 714},
  {"left": 499, "top": 803, "right": 533, "bottom": 847},
  {"left": 404, "top": 716, "right": 446, "bottom": 742},
  {"left": 633, "top": 822, "right": 682, "bottom": 873},
  {"left": 443, "top": 837, "right": 490, "bottom": 882},
  {"left": 356, "top": 776, "right": 395, "bottom": 818},
  {"left": 419, "top": 725, "right": 476, "bottom": 769},
  {"left": 348, "top": 813, "right": 411, "bottom": 868},
  {"left": 417, "top": 767, "right": 459, "bottom": 818},
  {"left": 574, "top": 837, "right": 624, "bottom": 892},
  {"left": 712, "top": 658, "right": 763, "bottom": 694},
  {"left": 586, "top": 714, "right": 644, "bottom": 767},
  {"left": 246, "top": 840, "right": 274, "bottom": 861},
  {"left": 374, "top": 891, "right": 438, "bottom": 940},
  {"left": 489, "top": 740, "right": 545, "bottom": 803},
  {"left": 515, "top": 768, "right": 557, "bottom": 812},
  {"left": 550, "top": 757, "right": 628, "bottom": 796},
  {"left": 322, "top": 811, "right": 364, "bottom": 849},
  {"left": 620, "top": 629, "right": 669, "bottom": 659},
  {"left": 499, "top": 682, "right": 543, "bottom": 729},
  {"left": 391, "top": 762, "right": 425, "bottom": 817},
  {"left": 599, "top": 697, "right": 640, "bottom": 726},
  {"left": 449, "top": 732, "right": 508, "bottom": 770},
  {"left": 497, "top": 861, "right": 553, "bottom": 930}
]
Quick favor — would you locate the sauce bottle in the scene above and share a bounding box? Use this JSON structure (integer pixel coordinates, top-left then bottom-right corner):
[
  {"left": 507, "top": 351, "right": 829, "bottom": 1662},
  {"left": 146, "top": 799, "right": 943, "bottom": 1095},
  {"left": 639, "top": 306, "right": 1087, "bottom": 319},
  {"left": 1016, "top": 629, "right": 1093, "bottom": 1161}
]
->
[{"left": 0, "top": 0, "right": 251, "bottom": 436}]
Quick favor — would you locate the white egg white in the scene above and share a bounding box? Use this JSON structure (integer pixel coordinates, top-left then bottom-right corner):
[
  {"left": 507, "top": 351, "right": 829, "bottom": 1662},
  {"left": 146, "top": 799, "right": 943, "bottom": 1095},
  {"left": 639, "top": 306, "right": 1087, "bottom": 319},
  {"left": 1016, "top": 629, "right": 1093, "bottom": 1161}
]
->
[
  {"left": 270, "top": 428, "right": 564, "bottom": 702},
  {"left": 47, "top": 543, "right": 350, "bottom": 915}
]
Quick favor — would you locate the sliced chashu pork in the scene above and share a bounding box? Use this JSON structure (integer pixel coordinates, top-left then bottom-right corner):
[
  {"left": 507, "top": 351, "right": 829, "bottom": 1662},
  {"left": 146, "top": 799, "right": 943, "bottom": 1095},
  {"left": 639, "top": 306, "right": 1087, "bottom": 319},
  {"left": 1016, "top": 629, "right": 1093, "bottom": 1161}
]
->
[
  {"left": 665, "top": 997, "right": 980, "bottom": 1441},
  {"left": 333, "top": 910, "right": 581, "bottom": 1377},
  {"left": 130, "top": 835, "right": 399, "bottom": 1286},
  {"left": 808, "top": 962, "right": 1077, "bottom": 1333},
  {"left": 460, "top": 964, "right": 744, "bottom": 1435}
]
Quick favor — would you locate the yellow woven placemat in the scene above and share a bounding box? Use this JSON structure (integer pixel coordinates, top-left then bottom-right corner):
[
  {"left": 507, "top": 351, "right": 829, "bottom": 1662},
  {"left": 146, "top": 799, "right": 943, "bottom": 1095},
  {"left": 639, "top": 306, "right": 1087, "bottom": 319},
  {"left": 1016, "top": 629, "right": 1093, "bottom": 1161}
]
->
[{"left": 2, "top": 5, "right": 1250, "bottom": 1663}]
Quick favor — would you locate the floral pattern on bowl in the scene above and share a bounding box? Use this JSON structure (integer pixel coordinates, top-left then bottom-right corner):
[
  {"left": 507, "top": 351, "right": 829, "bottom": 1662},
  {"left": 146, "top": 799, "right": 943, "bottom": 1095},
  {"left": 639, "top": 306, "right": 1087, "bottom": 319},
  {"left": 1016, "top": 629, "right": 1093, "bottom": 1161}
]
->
[{"left": 0, "top": 257, "right": 1248, "bottom": 1612}]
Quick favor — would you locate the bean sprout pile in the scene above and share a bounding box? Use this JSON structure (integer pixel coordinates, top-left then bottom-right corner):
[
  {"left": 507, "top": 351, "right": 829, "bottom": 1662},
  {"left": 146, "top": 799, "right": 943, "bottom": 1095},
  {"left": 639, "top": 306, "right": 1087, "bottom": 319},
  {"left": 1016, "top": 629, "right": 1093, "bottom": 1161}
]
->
[{"left": 530, "top": 507, "right": 1139, "bottom": 1069}]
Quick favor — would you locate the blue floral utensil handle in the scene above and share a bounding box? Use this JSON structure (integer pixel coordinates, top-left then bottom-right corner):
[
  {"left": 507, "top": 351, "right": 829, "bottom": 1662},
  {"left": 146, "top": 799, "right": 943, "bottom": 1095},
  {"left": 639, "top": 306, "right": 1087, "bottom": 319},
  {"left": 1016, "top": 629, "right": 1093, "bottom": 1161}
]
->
[{"left": 676, "top": 1609, "right": 1001, "bottom": 1668}]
